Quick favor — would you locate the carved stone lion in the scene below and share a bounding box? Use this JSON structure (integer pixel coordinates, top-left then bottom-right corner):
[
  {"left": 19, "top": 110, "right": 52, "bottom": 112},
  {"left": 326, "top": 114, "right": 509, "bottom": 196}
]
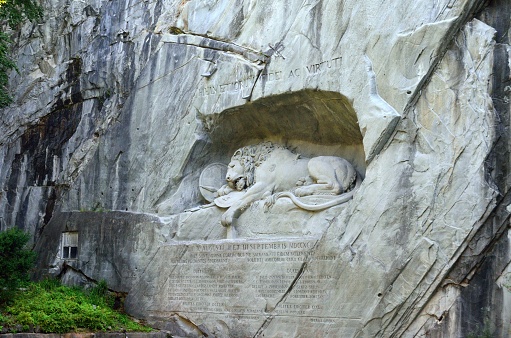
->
[{"left": 215, "top": 142, "right": 360, "bottom": 226}]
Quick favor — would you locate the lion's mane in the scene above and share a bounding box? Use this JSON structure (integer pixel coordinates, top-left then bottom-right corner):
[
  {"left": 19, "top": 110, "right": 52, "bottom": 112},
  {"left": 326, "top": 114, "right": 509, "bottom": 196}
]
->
[{"left": 230, "top": 141, "right": 284, "bottom": 187}]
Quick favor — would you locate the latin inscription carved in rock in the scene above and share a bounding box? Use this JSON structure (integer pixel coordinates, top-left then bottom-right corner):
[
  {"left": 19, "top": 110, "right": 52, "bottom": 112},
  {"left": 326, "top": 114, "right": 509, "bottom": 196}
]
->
[
  {"left": 151, "top": 238, "right": 339, "bottom": 321},
  {"left": 197, "top": 56, "right": 343, "bottom": 97}
]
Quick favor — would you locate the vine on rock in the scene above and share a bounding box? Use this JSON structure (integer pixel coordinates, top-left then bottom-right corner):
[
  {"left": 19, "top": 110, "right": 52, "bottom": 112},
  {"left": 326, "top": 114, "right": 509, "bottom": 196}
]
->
[{"left": 0, "top": 0, "right": 42, "bottom": 108}]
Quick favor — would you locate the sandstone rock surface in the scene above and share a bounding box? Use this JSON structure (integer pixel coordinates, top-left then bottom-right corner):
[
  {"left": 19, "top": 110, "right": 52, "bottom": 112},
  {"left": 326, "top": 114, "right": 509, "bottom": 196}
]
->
[{"left": 1, "top": 0, "right": 511, "bottom": 337}]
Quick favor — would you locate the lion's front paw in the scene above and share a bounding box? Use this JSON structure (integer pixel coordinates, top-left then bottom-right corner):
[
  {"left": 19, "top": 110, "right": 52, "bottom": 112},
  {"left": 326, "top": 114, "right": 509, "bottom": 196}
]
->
[
  {"left": 216, "top": 185, "right": 233, "bottom": 197},
  {"left": 264, "top": 194, "right": 276, "bottom": 211},
  {"left": 221, "top": 210, "right": 234, "bottom": 227}
]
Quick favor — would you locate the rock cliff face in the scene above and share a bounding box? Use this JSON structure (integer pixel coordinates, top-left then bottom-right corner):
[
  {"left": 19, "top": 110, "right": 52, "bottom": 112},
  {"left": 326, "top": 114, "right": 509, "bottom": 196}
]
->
[{"left": 1, "top": 0, "right": 511, "bottom": 337}]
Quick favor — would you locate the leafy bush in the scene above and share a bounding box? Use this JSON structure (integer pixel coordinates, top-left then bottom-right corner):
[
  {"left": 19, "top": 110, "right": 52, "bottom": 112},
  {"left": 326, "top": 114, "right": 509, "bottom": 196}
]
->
[
  {"left": 0, "top": 228, "right": 36, "bottom": 303},
  {"left": 0, "top": 279, "right": 151, "bottom": 333}
]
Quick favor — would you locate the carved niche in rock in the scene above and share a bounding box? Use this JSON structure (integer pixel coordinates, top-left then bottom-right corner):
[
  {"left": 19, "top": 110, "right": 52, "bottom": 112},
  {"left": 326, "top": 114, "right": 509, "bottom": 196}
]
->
[{"left": 205, "top": 142, "right": 361, "bottom": 226}]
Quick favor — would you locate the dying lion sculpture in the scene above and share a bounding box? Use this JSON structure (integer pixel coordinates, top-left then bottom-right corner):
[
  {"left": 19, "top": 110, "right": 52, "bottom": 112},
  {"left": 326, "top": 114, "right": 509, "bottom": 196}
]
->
[{"left": 214, "top": 142, "right": 361, "bottom": 226}]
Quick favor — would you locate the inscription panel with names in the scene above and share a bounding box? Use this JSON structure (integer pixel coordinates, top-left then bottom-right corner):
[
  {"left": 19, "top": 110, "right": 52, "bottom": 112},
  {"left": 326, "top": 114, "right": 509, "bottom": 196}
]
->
[{"left": 152, "top": 238, "right": 341, "bottom": 321}]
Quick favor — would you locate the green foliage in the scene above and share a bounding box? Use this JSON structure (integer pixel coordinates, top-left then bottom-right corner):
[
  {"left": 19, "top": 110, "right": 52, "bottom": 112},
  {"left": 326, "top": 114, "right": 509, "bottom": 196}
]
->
[
  {"left": 0, "top": 31, "right": 15, "bottom": 107},
  {"left": 0, "top": 0, "right": 43, "bottom": 108},
  {"left": 0, "top": 0, "right": 43, "bottom": 29},
  {"left": 0, "top": 279, "right": 152, "bottom": 333},
  {"left": 0, "top": 228, "right": 36, "bottom": 303}
]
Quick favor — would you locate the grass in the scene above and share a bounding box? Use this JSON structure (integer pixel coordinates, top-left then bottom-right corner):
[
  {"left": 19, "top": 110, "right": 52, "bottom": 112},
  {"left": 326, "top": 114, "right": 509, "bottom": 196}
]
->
[{"left": 0, "top": 279, "right": 152, "bottom": 334}]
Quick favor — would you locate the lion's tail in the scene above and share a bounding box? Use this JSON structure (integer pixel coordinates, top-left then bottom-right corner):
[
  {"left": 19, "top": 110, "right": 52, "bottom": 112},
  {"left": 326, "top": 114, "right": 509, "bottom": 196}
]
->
[{"left": 272, "top": 173, "right": 362, "bottom": 211}]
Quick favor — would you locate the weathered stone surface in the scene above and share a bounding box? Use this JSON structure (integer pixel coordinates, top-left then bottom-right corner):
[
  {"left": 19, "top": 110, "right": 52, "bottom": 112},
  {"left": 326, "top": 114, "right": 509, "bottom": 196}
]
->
[{"left": 1, "top": 0, "right": 511, "bottom": 337}]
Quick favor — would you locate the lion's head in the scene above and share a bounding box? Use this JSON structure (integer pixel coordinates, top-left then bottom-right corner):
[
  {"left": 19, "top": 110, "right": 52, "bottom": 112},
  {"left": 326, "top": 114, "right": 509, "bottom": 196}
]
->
[
  {"left": 226, "top": 159, "right": 251, "bottom": 191},
  {"left": 225, "top": 142, "right": 280, "bottom": 190}
]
